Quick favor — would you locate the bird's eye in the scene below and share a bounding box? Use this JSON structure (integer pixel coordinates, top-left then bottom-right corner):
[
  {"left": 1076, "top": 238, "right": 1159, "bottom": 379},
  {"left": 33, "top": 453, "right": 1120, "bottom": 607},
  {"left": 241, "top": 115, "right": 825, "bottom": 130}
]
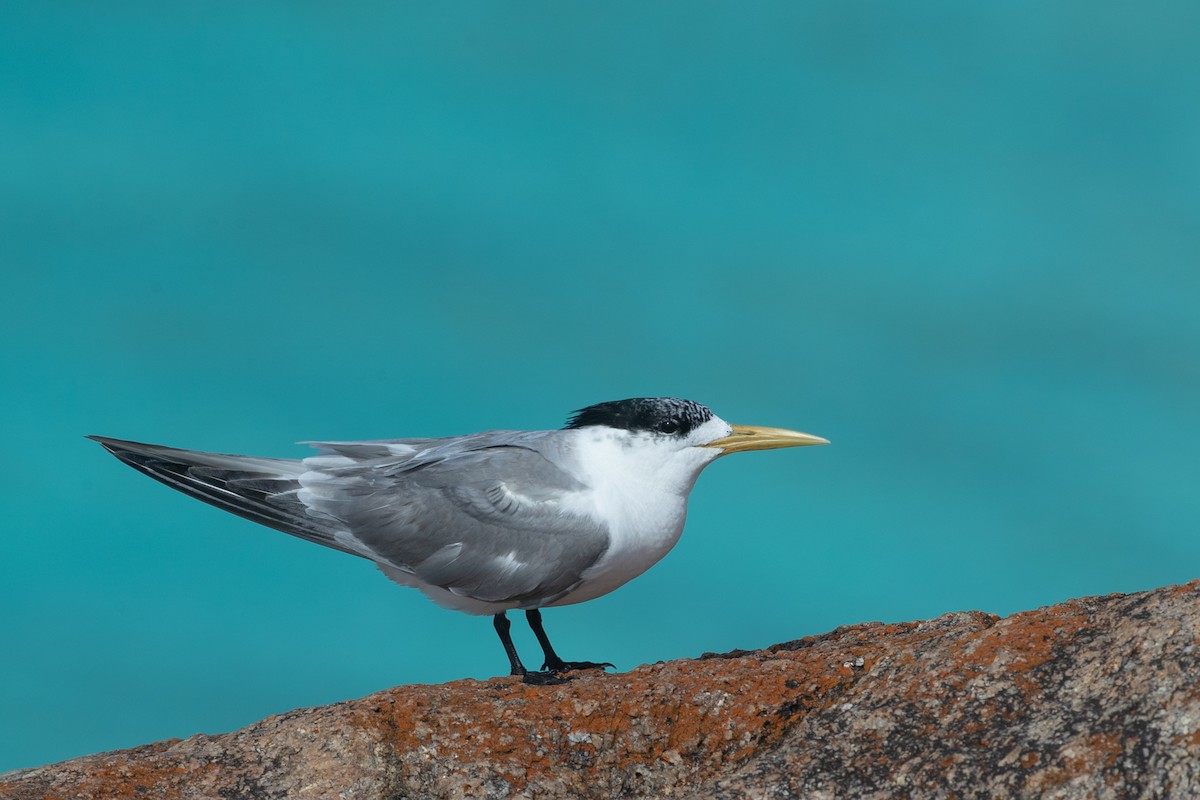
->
[{"left": 657, "top": 420, "right": 680, "bottom": 434}]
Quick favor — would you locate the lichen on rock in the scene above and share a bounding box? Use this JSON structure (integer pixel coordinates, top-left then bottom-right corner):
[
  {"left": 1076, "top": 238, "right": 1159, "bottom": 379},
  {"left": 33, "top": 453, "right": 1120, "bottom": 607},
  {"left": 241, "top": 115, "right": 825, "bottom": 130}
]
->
[{"left": 4, "top": 581, "right": 1200, "bottom": 799}]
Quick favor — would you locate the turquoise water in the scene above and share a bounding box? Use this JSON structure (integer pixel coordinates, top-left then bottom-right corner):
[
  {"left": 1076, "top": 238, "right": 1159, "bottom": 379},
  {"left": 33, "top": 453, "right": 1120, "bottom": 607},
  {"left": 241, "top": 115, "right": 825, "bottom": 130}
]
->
[{"left": 3, "top": 2, "right": 1199, "bottom": 771}]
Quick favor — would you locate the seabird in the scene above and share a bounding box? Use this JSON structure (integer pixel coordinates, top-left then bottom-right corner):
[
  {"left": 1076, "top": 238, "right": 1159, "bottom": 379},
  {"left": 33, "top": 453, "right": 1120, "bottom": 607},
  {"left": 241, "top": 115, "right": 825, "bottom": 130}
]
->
[{"left": 90, "top": 397, "right": 827, "bottom": 684}]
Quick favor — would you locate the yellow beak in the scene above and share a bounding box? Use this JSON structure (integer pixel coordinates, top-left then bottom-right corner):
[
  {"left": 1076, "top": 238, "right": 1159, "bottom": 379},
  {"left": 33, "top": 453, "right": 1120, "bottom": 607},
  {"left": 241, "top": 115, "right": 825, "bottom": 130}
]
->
[{"left": 702, "top": 424, "right": 829, "bottom": 455}]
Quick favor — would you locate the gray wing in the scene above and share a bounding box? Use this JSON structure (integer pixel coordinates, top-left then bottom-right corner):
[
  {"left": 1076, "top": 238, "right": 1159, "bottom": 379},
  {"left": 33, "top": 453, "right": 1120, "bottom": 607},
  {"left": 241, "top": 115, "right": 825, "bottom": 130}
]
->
[
  {"left": 88, "top": 435, "right": 360, "bottom": 556},
  {"left": 298, "top": 433, "right": 610, "bottom": 606}
]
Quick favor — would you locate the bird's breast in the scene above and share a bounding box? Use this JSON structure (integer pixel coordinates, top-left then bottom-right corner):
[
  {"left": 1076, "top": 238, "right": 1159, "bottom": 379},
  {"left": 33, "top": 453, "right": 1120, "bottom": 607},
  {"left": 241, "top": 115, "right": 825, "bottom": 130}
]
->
[
  {"left": 544, "top": 429, "right": 716, "bottom": 607},
  {"left": 549, "top": 481, "right": 691, "bottom": 607}
]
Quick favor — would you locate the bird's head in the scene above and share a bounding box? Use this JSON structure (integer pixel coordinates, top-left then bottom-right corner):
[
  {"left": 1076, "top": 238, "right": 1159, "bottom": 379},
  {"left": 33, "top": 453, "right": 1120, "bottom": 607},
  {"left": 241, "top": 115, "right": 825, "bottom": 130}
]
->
[{"left": 564, "top": 397, "right": 827, "bottom": 457}]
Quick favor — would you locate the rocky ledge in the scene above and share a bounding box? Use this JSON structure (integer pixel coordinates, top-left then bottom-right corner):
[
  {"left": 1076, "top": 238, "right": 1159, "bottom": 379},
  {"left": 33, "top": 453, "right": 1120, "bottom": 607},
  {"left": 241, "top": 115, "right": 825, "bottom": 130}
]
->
[{"left": 4, "top": 581, "right": 1200, "bottom": 799}]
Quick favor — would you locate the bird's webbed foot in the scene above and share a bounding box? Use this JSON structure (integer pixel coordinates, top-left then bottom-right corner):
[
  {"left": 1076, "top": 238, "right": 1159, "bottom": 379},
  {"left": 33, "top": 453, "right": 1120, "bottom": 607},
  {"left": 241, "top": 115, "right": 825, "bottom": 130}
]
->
[
  {"left": 543, "top": 657, "right": 615, "bottom": 674},
  {"left": 520, "top": 669, "right": 573, "bottom": 685},
  {"left": 520, "top": 609, "right": 615, "bottom": 678}
]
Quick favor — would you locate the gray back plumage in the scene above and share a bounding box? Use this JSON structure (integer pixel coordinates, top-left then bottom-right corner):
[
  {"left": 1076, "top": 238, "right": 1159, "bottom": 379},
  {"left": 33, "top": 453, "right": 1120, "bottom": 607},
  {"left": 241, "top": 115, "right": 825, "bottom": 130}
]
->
[{"left": 91, "top": 431, "right": 611, "bottom": 607}]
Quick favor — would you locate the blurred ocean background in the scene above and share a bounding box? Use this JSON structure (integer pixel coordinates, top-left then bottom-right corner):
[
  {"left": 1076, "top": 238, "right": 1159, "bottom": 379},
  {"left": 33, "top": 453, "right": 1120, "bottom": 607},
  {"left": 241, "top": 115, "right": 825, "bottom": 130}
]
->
[{"left": 2, "top": 2, "right": 1198, "bottom": 772}]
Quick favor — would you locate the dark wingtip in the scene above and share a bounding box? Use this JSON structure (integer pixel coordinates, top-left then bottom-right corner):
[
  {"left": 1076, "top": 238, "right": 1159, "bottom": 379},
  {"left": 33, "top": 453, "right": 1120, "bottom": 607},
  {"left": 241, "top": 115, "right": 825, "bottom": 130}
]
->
[
  {"left": 87, "top": 436, "right": 164, "bottom": 461},
  {"left": 87, "top": 435, "right": 131, "bottom": 453},
  {"left": 86, "top": 434, "right": 116, "bottom": 452}
]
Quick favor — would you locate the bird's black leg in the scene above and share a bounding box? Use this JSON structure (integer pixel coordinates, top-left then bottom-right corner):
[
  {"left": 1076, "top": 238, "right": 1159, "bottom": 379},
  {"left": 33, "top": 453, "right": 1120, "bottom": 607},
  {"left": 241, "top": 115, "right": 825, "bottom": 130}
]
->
[
  {"left": 493, "top": 612, "right": 567, "bottom": 685},
  {"left": 525, "top": 609, "right": 615, "bottom": 674}
]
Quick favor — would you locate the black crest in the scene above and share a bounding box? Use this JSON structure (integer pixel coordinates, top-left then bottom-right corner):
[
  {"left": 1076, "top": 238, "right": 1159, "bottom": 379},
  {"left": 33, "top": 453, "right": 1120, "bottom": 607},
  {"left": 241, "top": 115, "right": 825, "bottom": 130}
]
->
[{"left": 564, "top": 398, "right": 714, "bottom": 436}]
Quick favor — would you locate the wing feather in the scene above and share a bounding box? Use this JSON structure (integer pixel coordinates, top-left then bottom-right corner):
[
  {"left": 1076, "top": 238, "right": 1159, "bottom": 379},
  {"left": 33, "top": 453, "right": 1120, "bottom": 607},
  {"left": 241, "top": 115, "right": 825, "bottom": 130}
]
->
[
  {"left": 93, "top": 431, "right": 609, "bottom": 610},
  {"left": 298, "top": 436, "right": 609, "bottom": 606},
  {"left": 88, "top": 436, "right": 363, "bottom": 557}
]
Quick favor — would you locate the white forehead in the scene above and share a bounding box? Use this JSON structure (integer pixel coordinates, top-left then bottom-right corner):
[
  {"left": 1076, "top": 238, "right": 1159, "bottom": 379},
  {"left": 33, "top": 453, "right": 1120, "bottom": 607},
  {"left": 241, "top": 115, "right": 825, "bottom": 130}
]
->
[{"left": 685, "top": 414, "right": 733, "bottom": 446}]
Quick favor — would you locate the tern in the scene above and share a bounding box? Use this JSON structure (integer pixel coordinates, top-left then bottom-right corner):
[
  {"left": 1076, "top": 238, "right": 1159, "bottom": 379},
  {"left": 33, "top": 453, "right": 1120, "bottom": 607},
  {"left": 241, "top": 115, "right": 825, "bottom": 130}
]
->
[{"left": 90, "top": 398, "right": 826, "bottom": 684}]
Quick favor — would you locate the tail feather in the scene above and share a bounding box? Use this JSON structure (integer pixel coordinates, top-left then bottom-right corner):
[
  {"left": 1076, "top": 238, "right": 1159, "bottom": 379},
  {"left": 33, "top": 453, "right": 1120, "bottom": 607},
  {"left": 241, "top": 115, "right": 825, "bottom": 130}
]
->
[{"left": 88, "top": 436, "right": 364, "bottom": 558}]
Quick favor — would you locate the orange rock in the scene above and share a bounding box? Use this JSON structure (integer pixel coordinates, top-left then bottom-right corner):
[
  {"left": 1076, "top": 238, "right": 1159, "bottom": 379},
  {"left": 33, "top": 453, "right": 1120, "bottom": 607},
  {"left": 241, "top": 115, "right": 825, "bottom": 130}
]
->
[{"left": 4, "top": 581, "right": 1200, "bottom": 798}]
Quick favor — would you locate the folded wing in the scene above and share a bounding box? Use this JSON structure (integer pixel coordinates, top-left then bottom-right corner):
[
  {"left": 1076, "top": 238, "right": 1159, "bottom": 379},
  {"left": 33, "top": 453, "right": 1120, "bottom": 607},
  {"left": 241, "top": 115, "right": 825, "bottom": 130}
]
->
[
  {"left": 92, "top": 432, "right": 610, "bottom": 608},
  {"left": 299, "top": 435, "right": 610, "bottom": 606}
]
